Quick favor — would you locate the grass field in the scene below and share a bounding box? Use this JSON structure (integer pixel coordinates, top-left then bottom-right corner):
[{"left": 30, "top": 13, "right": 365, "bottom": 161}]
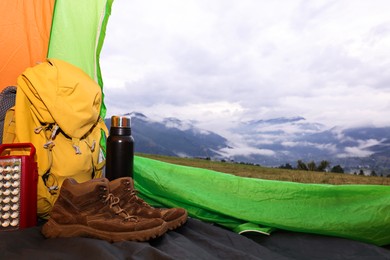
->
[{"left": 137, "top": 153, "right": 390, "bottom": 186}]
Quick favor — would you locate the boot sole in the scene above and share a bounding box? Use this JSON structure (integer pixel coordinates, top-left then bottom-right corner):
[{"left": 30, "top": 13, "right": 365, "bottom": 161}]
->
[
  {"left": 166, "top": 211, "right": 188, "bottom": 231},
  {"left": 41, "top": 218, "right": 168, "bottom": 243}
]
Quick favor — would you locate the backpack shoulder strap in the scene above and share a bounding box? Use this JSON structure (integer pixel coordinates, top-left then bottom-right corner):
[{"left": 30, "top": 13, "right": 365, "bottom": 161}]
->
[
  {"left": 2, "top": 106, "right": 16, "bottom": 144},
  {"left": 0, "top": 86, "right": 17, "bottom": 144}
]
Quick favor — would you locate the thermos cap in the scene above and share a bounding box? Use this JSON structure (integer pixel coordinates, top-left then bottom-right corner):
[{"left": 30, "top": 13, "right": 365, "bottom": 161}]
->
[{"left": 111, "top": 115, "right": 131, "bottom": 128}]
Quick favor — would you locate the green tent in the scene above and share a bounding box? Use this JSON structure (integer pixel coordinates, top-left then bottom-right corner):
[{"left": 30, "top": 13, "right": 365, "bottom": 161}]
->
[{"left": 134, "top": 156, "right": 390, "bottom": 246}]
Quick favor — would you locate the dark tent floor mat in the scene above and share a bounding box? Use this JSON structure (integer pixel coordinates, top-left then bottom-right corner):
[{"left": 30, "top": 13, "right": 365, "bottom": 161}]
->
[{"left": 0, "top": 218, "right": 389, "bottom": 260}]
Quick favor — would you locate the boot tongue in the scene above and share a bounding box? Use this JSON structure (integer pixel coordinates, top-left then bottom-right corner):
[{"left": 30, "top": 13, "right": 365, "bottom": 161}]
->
[{"left": 128, "top": 177, "right": 135, "bottom": 189}]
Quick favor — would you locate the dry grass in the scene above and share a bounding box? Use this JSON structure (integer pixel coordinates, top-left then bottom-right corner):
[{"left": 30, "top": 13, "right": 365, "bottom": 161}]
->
[{"left": 137, "top": 153, "right": 390, "bottom": 186}]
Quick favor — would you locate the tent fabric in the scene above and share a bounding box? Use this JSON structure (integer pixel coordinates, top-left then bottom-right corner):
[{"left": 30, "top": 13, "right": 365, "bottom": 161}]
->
[
  {"left": 0, "top": 0, "right": 114, "bottom": 153},
  {"left": 0, "top": 0, "right": 112, "bottom": 118},
  {"left": 0, "top": 0, "right": 55, "bottom": 90},
  {"left": 0, "top": 218, "right": 389, "bottom": 259},
  {"left": 47, "top": 0, "right": 114, "bottom": 118},
  {"left": 133, "top": 156, "right": 390, "bottom": 246}
]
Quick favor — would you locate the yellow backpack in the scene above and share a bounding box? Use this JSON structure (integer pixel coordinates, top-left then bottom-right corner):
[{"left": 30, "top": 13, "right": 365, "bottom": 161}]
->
[{"left": 2, "top": 58, "right": 108, "bottom": 218}]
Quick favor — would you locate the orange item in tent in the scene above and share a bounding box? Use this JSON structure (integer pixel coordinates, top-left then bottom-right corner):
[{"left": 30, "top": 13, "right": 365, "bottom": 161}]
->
[{"left": 0, "top": 0, "right": 55, "bottom": 91}]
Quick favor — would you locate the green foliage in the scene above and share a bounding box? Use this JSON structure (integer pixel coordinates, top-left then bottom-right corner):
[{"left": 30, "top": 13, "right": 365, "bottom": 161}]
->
[
  {"left": 297, "top": 160, "right": 308, "bottom": 171},
  {"left": 307, "top": 161, "right": 317, "bottom": 171},
  {"left": 296, "top": 160, "right": 331, "bottom": 172},
  {"left": 279, "top": 163, "right": 293, "bottom": 169},
  {"left": 331, "top": 165, "right": 344, "bottom": 173},
  {"left": 317, "top": 160, "right": 330, "bottom": 172}
]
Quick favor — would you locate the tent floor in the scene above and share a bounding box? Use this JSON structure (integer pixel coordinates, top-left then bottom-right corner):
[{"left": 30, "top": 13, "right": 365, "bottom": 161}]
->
[{"left": 1, "top": 218, "right": 389, "bottom": 259}]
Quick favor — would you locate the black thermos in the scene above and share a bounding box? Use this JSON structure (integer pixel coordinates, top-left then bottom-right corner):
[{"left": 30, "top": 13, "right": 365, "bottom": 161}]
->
[{"left": 105, "top": 115, "right": 134, "bottom": 180}]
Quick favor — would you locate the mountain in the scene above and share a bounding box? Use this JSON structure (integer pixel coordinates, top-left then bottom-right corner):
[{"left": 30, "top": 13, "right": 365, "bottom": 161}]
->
[
  {"left": 105, "top": 112, "right": 230, "bottom": 158},
  {"left": 230, "top": 118, "right": 390, "bottom": 175},
  {"left": 104, "top": 113, "right": 390, "bottom": 175}
]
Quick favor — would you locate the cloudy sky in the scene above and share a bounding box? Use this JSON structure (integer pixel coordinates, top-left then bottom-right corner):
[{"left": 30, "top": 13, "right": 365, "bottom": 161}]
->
[{"left": 100, "top": 0, "right": 390, "bottom": 135}]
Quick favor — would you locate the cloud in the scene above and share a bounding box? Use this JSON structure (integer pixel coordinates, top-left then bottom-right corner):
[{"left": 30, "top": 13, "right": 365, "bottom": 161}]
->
[
  {"left": 337, "top": 138, "right": 383, "bottom": 158},
  {"left": 101, "top": 0, "right": 390, "bottom": 135},
  {"left": 218, "top": 145, "right": 275, "bottom": 158}
]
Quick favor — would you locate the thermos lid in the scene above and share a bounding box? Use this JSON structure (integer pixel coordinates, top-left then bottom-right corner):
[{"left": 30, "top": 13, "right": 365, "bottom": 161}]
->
[{"left": 111, "top": 115, "right": 131, "bottom": 128}]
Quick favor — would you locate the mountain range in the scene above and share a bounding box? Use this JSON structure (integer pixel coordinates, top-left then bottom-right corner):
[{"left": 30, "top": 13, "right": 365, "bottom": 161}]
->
[
  {"left": 105, "top": 112, "right": 229, "bottom": 158},
  {"left": 105, "top": 112, "right": 390, "bottom": 176}
]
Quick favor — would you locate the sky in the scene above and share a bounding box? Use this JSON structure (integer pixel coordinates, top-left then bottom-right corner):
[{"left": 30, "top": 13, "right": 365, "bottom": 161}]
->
[{"left": 100, "top": 0, "right": 390, "bottom": 136}]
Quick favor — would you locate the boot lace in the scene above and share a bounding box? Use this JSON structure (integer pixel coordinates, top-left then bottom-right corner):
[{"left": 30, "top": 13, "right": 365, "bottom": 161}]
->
[
  {"left": 104, "top": 193, "right": 138, "bottom": 221},
  {"left": 129, "top": 190, "right": 154, "bottom": 209}
]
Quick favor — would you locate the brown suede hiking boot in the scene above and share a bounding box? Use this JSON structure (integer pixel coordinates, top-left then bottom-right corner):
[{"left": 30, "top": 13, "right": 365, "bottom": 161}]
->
[
  {"left": 41, "top": 178, "right": 167, "bottom": 242},
  {"left": 110, "top": 177, "right": 188, "bottom": 231}
]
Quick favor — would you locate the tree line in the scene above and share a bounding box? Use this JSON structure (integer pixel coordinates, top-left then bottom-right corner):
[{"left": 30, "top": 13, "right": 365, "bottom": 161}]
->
[
  {"left": 279, "top": 160, "right": 389, "bottom": 177},
  {"left": 279, "top": 160, "right": 344, "bottom": 173},
  {"left": 217, "top": 157, "right": 389, "bottom": 177}
]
